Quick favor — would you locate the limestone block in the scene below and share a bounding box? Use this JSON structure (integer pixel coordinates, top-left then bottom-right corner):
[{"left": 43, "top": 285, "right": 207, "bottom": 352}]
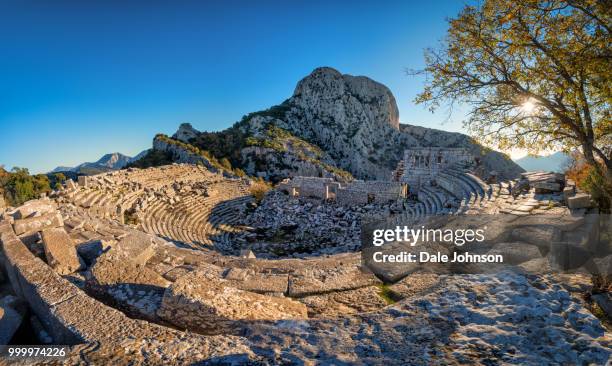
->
[
  {"left": 567, "top": 193, "right": 593, "bottom": 209},
  {"left": 64, "top": 218, "right": 84, "bottom": 232},
  {"left": 115, "top": 232, "right": 156, "bottom": 265},
  {"left": 593, "top": 255, "right": 612, "bottom": 276},
  {"left": 288, "top": 265, "right": 381, "bottom": 297},
  {"left": 13, "top": 212, "right": 63, "bottom": 236},
  {"left": 162, "top": 265, "right": 196, "bottom": 282},
  {"left": 510, "top": 226, "right": 561, "bottom": 254},
  {"left": 225, "top": 269, "right": 289, "bottom": 294},
  {"left": 78, "top": 176, "right": 90, "bottom": 188},
  {"left": 41, "top": 228, "right": 82, "bottom": 275},
  {"left": 158, "top": 270, "right": 307, "bottom": 332},
  {"left": 65, "top": 179, "right": 77, "bottom": 190},
  {"left": 14, "top": 199, "right": 56, "bottom": 219},
  {"left": 518, "top": 257, "right": 553, "bottom": 274},
  {"left": 0, "top": 305, "right": 23, "bottom": 344},
  {"left": 548, "top": 242, "right": 592, "bottom": 271},
  {"left": 562, "top": 186, "right": 575, "bottom": 204},
  {"left": 487, "top": 242, "right": 543, "bottom": 265},
  {"left": 76, "top": 239, "right": 114, "bottom": 266},
  {"left": 86, "top": 252, "right": 169, "bottom": 321}
]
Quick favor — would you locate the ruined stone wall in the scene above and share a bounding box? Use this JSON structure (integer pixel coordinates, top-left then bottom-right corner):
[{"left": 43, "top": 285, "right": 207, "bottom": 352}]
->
[
  {"left": 336, "top": 188, "right": 369, "bottom": 206},
  {"left": 280, "top": 177, "right": 405, "bottom": 206},
  {"left": 278, "top": 177, "right": 334, "bottom": 199},
  {"left": 400, "top": 147, "right": 473, "bottom": 192}
]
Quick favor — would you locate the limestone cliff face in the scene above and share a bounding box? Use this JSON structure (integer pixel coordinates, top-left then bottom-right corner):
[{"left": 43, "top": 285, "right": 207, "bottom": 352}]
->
[
  {"left": 271, "top": 67, "right": 408, "bottom": 180},
  {"left": 171, "top": 67, "right": 523, "bottom": 181},
  {"left": 258, "top": 67, "right": 523, "bottom": 180}
]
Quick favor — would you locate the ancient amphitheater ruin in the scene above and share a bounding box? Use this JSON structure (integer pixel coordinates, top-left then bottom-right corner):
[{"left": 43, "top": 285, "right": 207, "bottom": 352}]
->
[{"left": 0, "top": 153, "right": 610, "bottom": 364}]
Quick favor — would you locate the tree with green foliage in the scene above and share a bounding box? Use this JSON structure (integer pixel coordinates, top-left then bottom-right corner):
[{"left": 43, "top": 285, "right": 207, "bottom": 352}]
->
[
  {"left": 1, "top": 167, "right": 51, "bottom": 206},
  {"left": 413, "top": 0, "right": 611, "bottom": 189},
  {"left": 53, "top": 173, "right": 67, "bottom": 183}
]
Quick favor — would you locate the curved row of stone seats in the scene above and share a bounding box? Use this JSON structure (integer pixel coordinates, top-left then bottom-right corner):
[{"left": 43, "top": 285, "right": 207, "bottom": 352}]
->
[
  {"left": 465, "top": 172, "right": 492, "bottom": 200},
  {"left": 436, "top": 172, "right": 473, "bottom": 206},
  {"left": 152, "top": 242, "right": 382, "bottom": 299},
  {"left": 434, "top": 166, "right": 501, "bottom": 213},
  {"left": 139, "top": 181, "right": 251, "bottom": 249},
  {"left": 446, "top": 167, "right": 486, "bottom": 202},
  {"left": 420, "top": 187, "right": 441, "bottom": 213},
  {"left": 0, "top": 221, "right": 254, "bottom": 363}
]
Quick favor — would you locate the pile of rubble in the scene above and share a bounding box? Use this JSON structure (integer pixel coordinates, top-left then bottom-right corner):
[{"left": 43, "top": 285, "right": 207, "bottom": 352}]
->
[{"left": 236, "top": 191, "right": 400, "bottom": 258}]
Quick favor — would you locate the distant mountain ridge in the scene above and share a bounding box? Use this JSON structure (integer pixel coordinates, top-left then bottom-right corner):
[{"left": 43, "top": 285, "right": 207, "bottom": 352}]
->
[
  {"left": 51, "top": 151, "right": 148, "bottom": 175},
  {"left": 514, "top": 152, "right": 570, "bottom": 173}
]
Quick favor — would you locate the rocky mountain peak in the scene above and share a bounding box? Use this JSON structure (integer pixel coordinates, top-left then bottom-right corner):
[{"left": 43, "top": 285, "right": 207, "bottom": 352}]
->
[
  {"left": 166, "top": 67, "right": 523, "bottom": 181},
  {"left": 291, "top": 67, "right": 399, "bottom": 130},
  {"left": 173, "top": 123, "right": 199, "bottom": 143}
]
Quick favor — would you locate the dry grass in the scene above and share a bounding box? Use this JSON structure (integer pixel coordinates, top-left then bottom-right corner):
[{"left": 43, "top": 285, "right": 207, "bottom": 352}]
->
[{"left": 249, "top": 179, "right": 272, "bottom": 203}]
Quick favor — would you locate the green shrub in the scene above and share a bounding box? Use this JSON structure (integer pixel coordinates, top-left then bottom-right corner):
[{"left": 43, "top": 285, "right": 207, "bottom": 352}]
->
[{"left": 0, "top": 167, "right": 51, "bottom": 206}]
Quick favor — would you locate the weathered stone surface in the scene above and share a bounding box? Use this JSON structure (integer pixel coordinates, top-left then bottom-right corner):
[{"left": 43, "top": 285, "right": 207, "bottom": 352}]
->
[
  {"left": 518, "top": 257, "right": 553, "bottom": 273},
  {"left": 64, "top": 218, "right": 84, "bottom": 232},
  {"left": 246, "top": 271, "right": 609, "bottom": 365},
  {"left": 1, "top": 228, "right": 256, "bottom": 362},
  {"left": 14, "top": 199, "right": 56, "bottom": 219},
  {"left": 225, "top": 269, "right": 289, "bottom": 294},
  {"left": 533, "top": 181, "right": 561, "bottom": 192},
  {"left": 563, "top": 186, "right": 575, "bottom": 204},
  {"left": 41, "top": 227, "right": 82, "bottom": 275},
  {"left": 13, "top": 212, "right": 63, "bottom": 235},
  {"left": 78, "top": 175, "right": 90, "bottom": 188},
  {"left": 288, "top": 265, "right": 381, "bottom": 297},
  {"left": 76, "top": 238, "right": 114, "bottom": 266},
  {"left": 388, "top": 272, "right": 442, "bottom": 299},
  {"left": 593, "top": 255, "right": 612, "bottom": 276},
  {"left": 65, "top": 179, "right": 77, "bottom": 190},
  {"left": 548, "top": 242, "right": 593, "bottom": 271},
  {"left": 114, "top": 232, "right": 155, "bottom": 265},
  {"left": 510, "top": 225, "right": 561, "bottom": 253},
  {"left": 0, "top": 305, "right": 23, "bottom": 344},
  {"left": 158, "top": 270, "right": 307, "bottom": 333},
  {"left": 86, "top": 251, "right": 170, "bottom": 320},
  {"left": 160, "top": 265, "right": 196, "bottom": 282},
  {"left": 567, "top": 193, "right": 593, "bottom": 209},
  {"left": 299, "top": 285, "right": 389, "bottom": 317},
  {"left": 487, "top": 242, "right": 543, "bottom": 264}
]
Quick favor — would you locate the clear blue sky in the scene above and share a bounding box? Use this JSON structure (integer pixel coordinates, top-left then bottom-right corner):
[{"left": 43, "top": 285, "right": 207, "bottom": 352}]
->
[{"left": 1, "top": 0, "right": 475, "bottom": 174}]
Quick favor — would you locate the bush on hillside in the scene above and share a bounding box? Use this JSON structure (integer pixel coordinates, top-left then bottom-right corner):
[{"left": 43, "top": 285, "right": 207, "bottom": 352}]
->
[{"left": 0, "top": 167, "right": 51, "bottom": 206}]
